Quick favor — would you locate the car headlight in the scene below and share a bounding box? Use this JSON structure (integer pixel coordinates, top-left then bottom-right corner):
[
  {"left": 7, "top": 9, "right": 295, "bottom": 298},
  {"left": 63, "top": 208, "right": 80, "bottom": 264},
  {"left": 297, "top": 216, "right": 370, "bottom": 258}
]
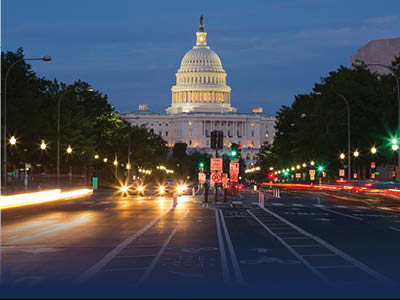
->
[
  {"left": 159, "top": 186, "right": 165, "bottom": 193},
  {"left": 137, "top": 186, "right": 144, "bottom": 192},
  {"left": 121, "top": 186, "right": 129, "bottom": 193}
]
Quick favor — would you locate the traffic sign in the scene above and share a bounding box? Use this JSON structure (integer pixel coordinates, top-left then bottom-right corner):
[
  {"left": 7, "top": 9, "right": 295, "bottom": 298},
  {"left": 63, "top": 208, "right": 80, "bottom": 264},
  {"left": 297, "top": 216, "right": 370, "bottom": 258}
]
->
[
  {"left": 211, "top": 172, "right": 222, "bottom": 183},
  {"left": 295, "top": 173, "right": 301, "bottom": 179},
  {"left": 309, "top": 169, "right": 316, "bottom": 177},
  {"left": 198, "top": 172, "right": 206, "bottom": 184},
  {"left": 230, "top": 162, "right": 239, "bottom": 175},
  {"left": 310, "top": 175, "right": 315, "bottom": 181},
  {"left": 211, "top": 158, "right": 223, "bottom": 172},
  {"left": 339, "top": 169, "right": 345, "bottom": 177},
  {"left": 371, "top": 162, "right": 376, "bottom": 169},
  {"left": 230, "top": 173, "right": 238, "bottom": 183}
]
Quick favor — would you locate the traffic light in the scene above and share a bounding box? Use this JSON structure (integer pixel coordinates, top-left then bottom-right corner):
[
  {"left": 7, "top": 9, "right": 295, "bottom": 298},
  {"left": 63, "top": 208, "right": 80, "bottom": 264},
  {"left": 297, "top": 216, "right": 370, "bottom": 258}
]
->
[
  {"left": 229, "top": 143, "right": 241, "bottom": 160},
  {"left": 199, "top": 162, "right": 205, "bottom": 171},
  {"left": 211, "top": 130, "right": 224, "bottom": 149}
]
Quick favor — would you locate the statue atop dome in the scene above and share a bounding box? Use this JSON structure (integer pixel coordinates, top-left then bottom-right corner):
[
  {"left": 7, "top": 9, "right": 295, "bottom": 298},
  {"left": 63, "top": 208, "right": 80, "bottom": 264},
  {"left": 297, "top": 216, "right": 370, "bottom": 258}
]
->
[{"left": 199, "top": 15, "right": 204, "bottom": 32}]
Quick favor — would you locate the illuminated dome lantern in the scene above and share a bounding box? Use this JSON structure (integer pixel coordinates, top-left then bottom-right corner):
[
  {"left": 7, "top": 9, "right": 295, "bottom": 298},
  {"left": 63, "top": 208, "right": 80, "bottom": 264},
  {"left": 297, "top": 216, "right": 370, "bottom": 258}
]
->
[{"left": 166, "top": 16, "right": 236, "bottom": 114}]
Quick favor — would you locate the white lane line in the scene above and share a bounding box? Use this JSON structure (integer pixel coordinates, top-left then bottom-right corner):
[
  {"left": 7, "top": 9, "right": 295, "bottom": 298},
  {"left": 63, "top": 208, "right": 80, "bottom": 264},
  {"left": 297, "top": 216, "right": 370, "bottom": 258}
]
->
[
  {"left": 390, "top": 227, "right": 400, "bottom": 232},
  {"left": 76, "top": 209, "right": 171, "bottom": 284},
  {"left": 292, "top": 204, "right": 305, "bottom": 207},
  {"left": 319, "top": 207, "right": 363, "bottom": 221},
  {"left": 259, "top": 206, "right": 396, "bottom": 287},
  {"left": 272, "top": 203, "right": 284, "bottom": 206},
  {"left": 137, "top": 209, "right": 190, "bottom": 285},
  {"left": 215, "top": 209, "right": 231, "bottom": 285},
  {"left": 247, "top": 210, "right": 332, "bottom": 286},
  {"left": 218, "top": 209, "right": 244, "bottom": 285}
]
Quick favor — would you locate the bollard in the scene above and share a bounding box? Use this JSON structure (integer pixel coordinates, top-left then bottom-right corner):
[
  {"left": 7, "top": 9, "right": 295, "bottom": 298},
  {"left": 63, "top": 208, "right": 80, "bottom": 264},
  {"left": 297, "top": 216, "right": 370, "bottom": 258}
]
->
[
  {"left": 258, "top": 192, "right": 264, "bottom": 208},
  {"left": 173, "top": 193, "right": 178, "bottom": 207}
]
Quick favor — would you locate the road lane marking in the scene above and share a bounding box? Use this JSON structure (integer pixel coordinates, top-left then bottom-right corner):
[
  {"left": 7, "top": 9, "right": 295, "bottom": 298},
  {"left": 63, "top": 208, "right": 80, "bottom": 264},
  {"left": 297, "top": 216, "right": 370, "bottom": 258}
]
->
[
  {"left": 257, "top": 206, "right": 396, "bottom": 287},
  {"left": 319, "top": 207, "right": 363, "bottom": 221},
  {"left": 390, "top": 227, "right": 400, "bottom": 232},
  {"left": 215, "top": 209, "right": 231, "bottom": 285},
  {"left": 76, "top": 209, "right": 171, "bottom": 284},
  {"left": 247, "top": 210, "right": 331, "bottom": 286},
  {"left": 137, "top": 209, "right": 190, "bottom": 285},
  {"left": 218, "top": 209, "right": 244, "bottom": 285}
]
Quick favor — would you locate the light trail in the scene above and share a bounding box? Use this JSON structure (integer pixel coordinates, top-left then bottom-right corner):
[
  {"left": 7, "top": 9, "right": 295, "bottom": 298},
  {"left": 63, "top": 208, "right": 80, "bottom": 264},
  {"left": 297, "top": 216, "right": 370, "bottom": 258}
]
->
[{"left": 0, "top": 189, "right": 93, "bottom": 209}]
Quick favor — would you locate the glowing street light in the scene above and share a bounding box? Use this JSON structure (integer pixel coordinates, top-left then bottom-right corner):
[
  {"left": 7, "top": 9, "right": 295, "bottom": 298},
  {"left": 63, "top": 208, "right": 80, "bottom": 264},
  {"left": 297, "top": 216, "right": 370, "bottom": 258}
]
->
[
  {"left": 371, "top": 147, "right": 377, "bottom": 155},
  {"left": 67, "top": 145, "right": 72, "bottom": 154},
  {"left": 94, "top": 154, "right": 99, "bottom": 160},
  {"left": 310, "top": 161, "right": 315, "bottom": 166},
  {"left": 114, "top": 160, "right": 118, "bottom": 166},
  {"left": 103, "top": 158, "right": 108, "bottom": 163},
  {"left": 340, "top": 153, "right": 345, "bottom": 160},
  {"left": 9, "top": 136, "right": 17, "bottom": 146},
  {"left": 354, "top": 151, "right": 359, "bottom": 158},
  {"left": 126, "top": 163, "right": 131, "bottom": 170},
  {"left": 40, "top": 140, "right": 47, "bottom": 150},
  {"left": 302, "top": 163, "right": 307, "bottom": 168},
  {"left": 393, "top": 144, "right": 399, "bottom": 151}
]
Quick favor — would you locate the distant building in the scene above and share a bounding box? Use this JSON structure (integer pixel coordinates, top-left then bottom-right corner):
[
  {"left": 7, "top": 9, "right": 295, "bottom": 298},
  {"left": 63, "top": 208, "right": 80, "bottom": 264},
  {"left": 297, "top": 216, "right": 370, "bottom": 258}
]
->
[
  {"left": 350, "top": 38, "right": 400, "bottom": 74},
  {"left": 121, "top": 18, "right": 276, "bottom": 166}
]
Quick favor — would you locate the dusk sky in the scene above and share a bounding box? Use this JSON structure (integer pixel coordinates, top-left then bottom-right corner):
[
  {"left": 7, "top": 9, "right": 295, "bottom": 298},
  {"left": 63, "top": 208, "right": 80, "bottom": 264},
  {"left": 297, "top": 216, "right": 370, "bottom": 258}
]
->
[{"left": 2, "top": 0, "right": 400, "bottom": 115}]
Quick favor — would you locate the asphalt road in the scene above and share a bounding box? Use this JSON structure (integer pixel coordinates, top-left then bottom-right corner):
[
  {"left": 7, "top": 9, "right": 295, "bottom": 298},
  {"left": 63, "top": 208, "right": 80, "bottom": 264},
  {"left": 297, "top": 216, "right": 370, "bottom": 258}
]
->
[{"left": 0, "top": 187, "right": 399, "bottom": 298}]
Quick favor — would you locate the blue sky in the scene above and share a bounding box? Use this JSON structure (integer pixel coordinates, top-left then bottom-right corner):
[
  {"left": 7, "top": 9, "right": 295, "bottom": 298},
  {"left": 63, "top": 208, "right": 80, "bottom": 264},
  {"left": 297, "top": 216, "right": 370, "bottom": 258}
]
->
[{"left": 2, "top": 0, "right": 399, "bottom": 115}]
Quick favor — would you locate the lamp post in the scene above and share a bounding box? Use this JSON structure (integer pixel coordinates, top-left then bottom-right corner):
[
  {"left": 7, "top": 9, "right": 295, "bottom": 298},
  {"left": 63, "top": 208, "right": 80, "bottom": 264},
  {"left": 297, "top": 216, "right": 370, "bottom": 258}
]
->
[
  {"left": 57, "top": 86, "right": 93, "bottom": 187},
  {"left": 2, "top": 56, "right": 51, "bottom": 192},
  {"left": 127, "top": 127, "right": 135, "bottom": 182},
  {"left": 67, "top": 145, "right": 72, "bottom": 184},
  {"left": 354, "top": 60, "right": 400, "bottom": 179},
  {"left": 336, "top": 93, "right": 351, "bottom": 182}
]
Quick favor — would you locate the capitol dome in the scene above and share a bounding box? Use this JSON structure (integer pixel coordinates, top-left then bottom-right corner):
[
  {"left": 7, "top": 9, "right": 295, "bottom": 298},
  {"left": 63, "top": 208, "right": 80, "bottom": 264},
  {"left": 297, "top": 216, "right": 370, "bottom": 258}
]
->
[{"left": 166, "top": 17, "right": 236, "bottom": 114}]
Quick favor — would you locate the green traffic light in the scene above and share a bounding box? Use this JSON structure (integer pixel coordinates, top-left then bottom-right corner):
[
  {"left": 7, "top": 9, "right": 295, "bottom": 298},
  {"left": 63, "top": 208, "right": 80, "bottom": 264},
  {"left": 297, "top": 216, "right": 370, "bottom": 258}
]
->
[
  {"left": 231, "top": 150, "right": 237, "bottom": 157},
  {"left": 318, "top": 166, "right": 324, "bottom": 172},
  {"left": 199, "top": 162, "right": 204, "bottom": 168}
]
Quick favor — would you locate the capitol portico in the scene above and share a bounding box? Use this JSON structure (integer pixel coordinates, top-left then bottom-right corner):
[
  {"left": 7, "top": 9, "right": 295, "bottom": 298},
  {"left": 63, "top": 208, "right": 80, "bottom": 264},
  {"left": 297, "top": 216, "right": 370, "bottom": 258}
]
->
[{"left": 122, "top": 17, "right": 276, "bottom": 165}]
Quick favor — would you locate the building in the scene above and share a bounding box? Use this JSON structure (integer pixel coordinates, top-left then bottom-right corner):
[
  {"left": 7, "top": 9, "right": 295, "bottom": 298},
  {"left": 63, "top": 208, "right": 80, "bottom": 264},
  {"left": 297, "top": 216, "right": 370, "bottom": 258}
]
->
[
  {"left": 121, "top": 18, "right": 276, "bottom": 166},
  {"left": 350, "top": 38, "right": 400, "bottom": 74}
]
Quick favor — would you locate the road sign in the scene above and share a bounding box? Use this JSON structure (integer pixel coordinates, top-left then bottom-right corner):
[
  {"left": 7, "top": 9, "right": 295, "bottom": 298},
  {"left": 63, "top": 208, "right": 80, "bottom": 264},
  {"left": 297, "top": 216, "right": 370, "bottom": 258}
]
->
[
  {"left": 310, "top": 175, "right": 315, "bottom": 181},
  {"left": 371, "top": 173, "right": 376, "bottom": 179},
  {"left": 309, "top": 169, "right": 316, "bottom": 177},
  {"left": 211, "top": 158, "right": 223, "bottom": 172},
  {"left": 230, "top": 162, "right": 239, "bottom": 175},
  {"left": 198, "top": 172, "right": 206, "bottom": 184},
  {"left": 211, "top": 172, "right": 222, "bottom": 183},
  {"left": 295, "top": 173, "right": 301, "bottom": 179},
  {"left": 230, "top": 173, "right": 238, "bottom": 183},
  {"left": 222, "top": 173, "right": 228, "bottom": 185},
  {"left": 339, "top": 169, "right": 345, "bottom": 177},
  {"left": 371, "top": 162, "right": 376, "bottom": 169}
]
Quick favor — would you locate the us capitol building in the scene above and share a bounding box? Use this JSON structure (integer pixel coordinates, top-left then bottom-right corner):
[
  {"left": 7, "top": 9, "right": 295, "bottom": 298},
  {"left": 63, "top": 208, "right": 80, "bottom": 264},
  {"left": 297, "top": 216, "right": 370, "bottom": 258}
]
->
[{"left": 121, "top": 17, "right": 276, "bottom": 166}]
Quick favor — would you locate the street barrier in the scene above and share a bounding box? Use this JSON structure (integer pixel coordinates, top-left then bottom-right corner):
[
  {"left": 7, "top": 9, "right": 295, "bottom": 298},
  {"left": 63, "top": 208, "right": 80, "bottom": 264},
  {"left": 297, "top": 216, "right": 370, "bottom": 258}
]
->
[{"left": 173, "top": 193, "right": 178, "bottom": 207}]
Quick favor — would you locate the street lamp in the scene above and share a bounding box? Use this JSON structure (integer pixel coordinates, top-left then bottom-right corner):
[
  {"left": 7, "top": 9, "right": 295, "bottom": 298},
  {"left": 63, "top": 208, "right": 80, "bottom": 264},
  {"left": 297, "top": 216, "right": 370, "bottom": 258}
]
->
[
  {"left": 353, "top": 150, "right": 359, "bottom": 158},
  {"left": 40, "top": 140, "right": 47, "bottom": 150},
  {"left": 371, "top": 147, "right": 377, "bottom": 155},
  {"left": 9, "top": 136, "right": 16, "bottom": 146},
  {"left": 57, "top": 86, "right": 93, "bottom": 187},
  {"left": 66, "top": 145, "right": 72, "bottom": 184},
  {"left": 354, "top": 59, "right": 400, "bottom": 178},
  {"left": 316, "top": 92, "right": 351, "bottom": 182},
  {"left": 340, "top": 153, "right": 345, "bottom": 160},
  {"left": 127, "top": 127, "right": 135, "bottom": 182},
  {"left": 2, "top": 56, "right": 51, "bottom": 191}
]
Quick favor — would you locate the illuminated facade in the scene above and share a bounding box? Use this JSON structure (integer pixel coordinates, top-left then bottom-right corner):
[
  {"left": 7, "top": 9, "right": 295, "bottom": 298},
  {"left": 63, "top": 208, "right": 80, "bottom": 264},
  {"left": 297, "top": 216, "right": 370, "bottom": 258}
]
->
[{"left": 121, "top": 18, "right": 276, "bottom": 165}]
